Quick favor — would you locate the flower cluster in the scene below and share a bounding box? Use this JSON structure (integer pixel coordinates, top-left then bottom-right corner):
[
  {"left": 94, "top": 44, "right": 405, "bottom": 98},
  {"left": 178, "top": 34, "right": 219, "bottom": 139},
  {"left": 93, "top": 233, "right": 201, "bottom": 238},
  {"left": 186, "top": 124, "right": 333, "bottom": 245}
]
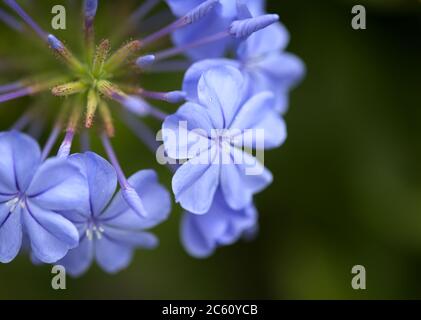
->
[{"left": 0, "top": 0, "right": 304, "bottom": 274}]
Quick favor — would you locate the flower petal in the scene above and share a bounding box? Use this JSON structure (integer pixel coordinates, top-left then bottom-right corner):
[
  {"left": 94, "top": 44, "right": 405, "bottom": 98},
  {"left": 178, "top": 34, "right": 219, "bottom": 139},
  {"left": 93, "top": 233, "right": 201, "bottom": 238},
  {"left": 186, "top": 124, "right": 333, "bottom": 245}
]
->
[
  {"left": 94, "top": 236, "right": 133, "bottom": 274},
  {"left": 181, "top": 191, "right": 258, "bottom": 258},
  {"left": 237, "top": 23, "right": 290, "bottom": 59},
  {"left": 23, "top": 200, "right": 79, "bottom": 263},
  {"left": 220, "top": 147, "right": 272, "bottom": 210},
  {"left": 172, "top": 147, "right": 220, "bottom": 214},
  {"left": 69, "top": 152, "right": 117, "bottom": 216},
  {"left": 59, "top": 236, "right": 94, "bottom": 277},
  {"left": 181, "top": 212, "right": 214, "bottom": 258},
  {"left": 0, "top": 204, "right": 22, "bottom": 263},
  {"left": 230, "top": 92, "right": 287, "bottom": 149},
  {"left": 103, "top": 227, "right": 158, "bottom": 249},
  {"left": 102, "top": 170, "right": 171, "bottom": 230},
  {"left": 163, "top": 102, "right": 214, "bottom": 160},
  {"left": 0, "top": 131, "right": 40, "bottom": 194},
  {"left": 198, "top": 66, "right": 245, "bottom": 128},
  {"left": 183, "top": 58, "right": 239, "bottom": 102},
  {"left": 27, "top": 157, "right": 89, "bottom": 212}
]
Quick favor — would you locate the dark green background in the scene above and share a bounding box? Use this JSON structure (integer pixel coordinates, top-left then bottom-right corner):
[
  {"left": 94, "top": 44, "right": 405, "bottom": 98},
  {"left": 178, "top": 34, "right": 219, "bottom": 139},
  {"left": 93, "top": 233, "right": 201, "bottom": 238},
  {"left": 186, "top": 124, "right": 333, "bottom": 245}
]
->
[{"left": 0, "top": 0, "right": 421, "bottom": 299}]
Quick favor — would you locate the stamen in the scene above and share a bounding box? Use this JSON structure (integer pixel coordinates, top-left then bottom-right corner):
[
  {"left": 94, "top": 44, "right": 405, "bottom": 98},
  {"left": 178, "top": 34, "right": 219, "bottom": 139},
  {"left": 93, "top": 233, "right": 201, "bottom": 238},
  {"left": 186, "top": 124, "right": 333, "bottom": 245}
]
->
[
  {"left": 0, "top": 81, "right": 23, "bottom": 94},
  {"left": 48, "top": 34, "right": 84, "bottom": 72},
  {"left": 52, "top": 81, "right": 86, "bottom": 97},
  {"left": 98, "top": 100, "right": 115, "bottom": 137},
  {"left": 86, "top": 228, "right": 93, "bottom": 241},
  {"left": 97, "top": 80, "right": 125, "bottom": 99},
  {"left": 0, "top": 7, "right": 23, "bottom": 32},
  {"left": 140, "top": 0, "right": 220, "bottom": 47},
  {"left": 85, "top": 88, "right": 98, "bottom": 128},
  {"left": 104, "top": 40, "right": 142, "bottom": 73},
  {"left": 84, "top": 0, "right": 98, "bottom": 59},
  {"left": 138, "top": 89, "right": 186, "bottom": 103},
  {"left": 4, "top": 0, "right": 47, "bottom": 40},
  {"left": 97, "top": 80, "right": 150, "bottom": 116},
  {"left": 92, "top": 39, "right": 110, "bottom": 76},
  {"left": 100, "top": 133, "right": 149, "bottom": 218}
]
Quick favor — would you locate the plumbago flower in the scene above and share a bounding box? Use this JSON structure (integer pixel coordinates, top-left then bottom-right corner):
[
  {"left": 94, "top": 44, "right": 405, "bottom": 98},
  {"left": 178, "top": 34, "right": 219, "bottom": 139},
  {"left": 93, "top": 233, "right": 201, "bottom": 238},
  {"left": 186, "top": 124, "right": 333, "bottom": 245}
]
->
[
  {"left": 0, "top": 0, "right": 302, "bottom": 264},
  {"left": 58, "top": 152, "right": 170, "bottom": 276},
  {"left": 162, "top": 66, "right": 286, "bottom": 214},
  {"left": 0, "top": 131, "right": 87, "bottom": 263},
  {"left": 182, "top": 3, "right": 305, "bottom": 113},
  {"left": 181, "top": 190, "right": 257, "bottom": 258},
  {"left": 164, "top": 0, "right": 266, "bottom": 60}
]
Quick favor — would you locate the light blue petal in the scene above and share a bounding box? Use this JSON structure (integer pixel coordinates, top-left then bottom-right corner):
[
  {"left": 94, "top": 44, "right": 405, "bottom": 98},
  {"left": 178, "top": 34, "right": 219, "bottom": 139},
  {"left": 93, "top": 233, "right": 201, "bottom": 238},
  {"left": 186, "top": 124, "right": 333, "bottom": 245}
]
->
[
  {"left": 162, "top": 102, "right": 214, "bottom": 160},
  {"left": 102, "top": 170, "right": 171, "bottom": 230},
  {"left": 171, "top": 8, "right": 231, "bottom": 61},
  {"left": 172, "top": 147, "right": 220, "bottom": 214},
  {"left": 0, "top": 131, "right": 40, "bottom": 194},
  {"left": 23, "top": 200, "right": 79, "bottom": 263},
  {"left": 0, "top": 204, "right": 22, "bottom": 263},
  {"left": 198, "top": 66, "right": 245, "bottom": 128},
  {"left": 94, "top": 236, "right": 133, "bottom": 274},
  {"left": 230, "top": 91, "right": 287, "bottom": 149},
  {"left": 69, "top": 152, "right": 117, "bottom": 216},
  {"left": 27, "top": 158, "right": 89, "bottom": 212},
  {"left": 165, "top": 0, "right": 203, "bottom": 16},
  {"left": 237, "top": 23, "right": 290, "bottom": 60},
  {"left": 103, "top": 227, "right": 158, "bottom": 249},
  {"left": 220, "top": 147, "right": 272, "bottom": 210},
  {"left": 183, "top": 58, "right": 239, "bottom": 102},
  {"left": 181, "top": 191, "right": 258, "bottom": 258},
  {"left": 59, "top": 236, "right": 94, "bottom": 277},
  {"left": 257, "top": 53, "right": 305, "bottom": 89},
  {"left": 181, "top": 212, "right": 215, "bottom": 258},
  {"left": 244, "top": 52, "right": 305, "bottom": 113}
]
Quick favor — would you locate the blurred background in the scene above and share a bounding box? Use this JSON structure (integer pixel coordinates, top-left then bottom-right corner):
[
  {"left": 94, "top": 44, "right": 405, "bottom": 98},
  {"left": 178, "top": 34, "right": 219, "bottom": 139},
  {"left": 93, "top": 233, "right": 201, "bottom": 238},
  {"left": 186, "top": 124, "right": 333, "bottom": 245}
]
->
[{"left": 0, "top": 0, "right": 421, "bottom": 299}]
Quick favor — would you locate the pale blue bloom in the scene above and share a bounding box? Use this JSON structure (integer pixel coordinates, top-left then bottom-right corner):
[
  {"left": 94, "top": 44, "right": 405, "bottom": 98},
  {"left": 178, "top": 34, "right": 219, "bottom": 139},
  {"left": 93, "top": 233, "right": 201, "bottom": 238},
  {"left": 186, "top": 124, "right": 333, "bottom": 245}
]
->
[
  {"left": 0, "top": 131, "right": 86, "bottom": 263},
  {"left": 165, "top": 0, "right": 265, "bottom": 60},
  {"left": 162, "top": 66, "right": 286, "bottom": 214},
  {"left": 183, "top": 22, "right": 305, "bottom": 113},
  {"left": 58, "top": 152, "right": 171, "bottom": 276},
  {"left": 182, "top": 190, "right": 257, "bottom": 258}
]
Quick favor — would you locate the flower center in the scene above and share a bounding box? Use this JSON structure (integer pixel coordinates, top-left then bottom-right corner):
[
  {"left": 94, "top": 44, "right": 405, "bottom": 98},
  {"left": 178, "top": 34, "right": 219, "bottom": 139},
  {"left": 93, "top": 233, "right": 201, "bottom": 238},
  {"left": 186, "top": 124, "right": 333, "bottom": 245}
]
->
[
  {"left": 86, "top": 220, "right": 105, "bottom": 241},
  {"left": 6, "top": 195, "right": 26, "bottom": 213}
]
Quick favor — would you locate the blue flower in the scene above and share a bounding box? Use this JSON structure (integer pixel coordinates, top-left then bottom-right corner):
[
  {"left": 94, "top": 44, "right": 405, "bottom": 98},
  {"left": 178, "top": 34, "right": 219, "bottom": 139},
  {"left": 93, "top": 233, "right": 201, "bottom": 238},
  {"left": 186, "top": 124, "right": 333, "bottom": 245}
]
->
[
  {"left": 0, "top": 131, "right": 87, "bottom": 263},
  {"left": 58, "top": 152, "right": 171, "bottom": 276},
  {"left": 183, "top": 22, "right": 305, "bottom": 113},
  {"left": 181, "top": 190, "right": 257, "bottom": 258},
  {"left": 162, "top": 66, "right": 285, "bottom": 214},
  {"left": 165, "top": 0, "right": 265, "bottom": 60}
]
